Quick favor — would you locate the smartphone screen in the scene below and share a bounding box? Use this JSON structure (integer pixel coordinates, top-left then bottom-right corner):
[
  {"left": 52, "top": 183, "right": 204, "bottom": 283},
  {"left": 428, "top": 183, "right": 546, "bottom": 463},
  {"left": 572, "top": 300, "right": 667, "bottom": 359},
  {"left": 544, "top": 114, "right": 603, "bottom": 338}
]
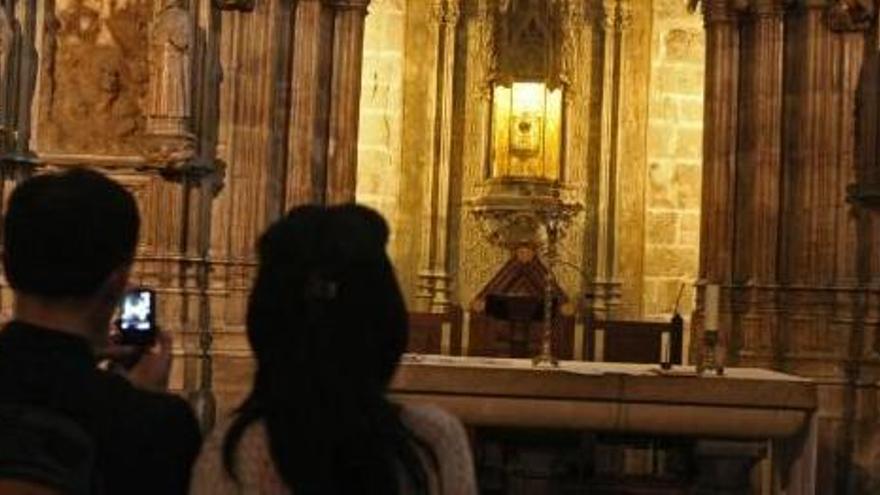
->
[{"left": 117, "top": 288, "right": 156, "bottom": 345}]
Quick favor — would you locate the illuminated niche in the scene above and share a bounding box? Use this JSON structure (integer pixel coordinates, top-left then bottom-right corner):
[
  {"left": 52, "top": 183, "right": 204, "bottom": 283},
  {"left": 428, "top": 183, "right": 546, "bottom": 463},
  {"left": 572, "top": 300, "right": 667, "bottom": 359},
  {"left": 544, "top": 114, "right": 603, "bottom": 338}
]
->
[{"left": 491, "top": 81, "right": 563, "bottom": 182}]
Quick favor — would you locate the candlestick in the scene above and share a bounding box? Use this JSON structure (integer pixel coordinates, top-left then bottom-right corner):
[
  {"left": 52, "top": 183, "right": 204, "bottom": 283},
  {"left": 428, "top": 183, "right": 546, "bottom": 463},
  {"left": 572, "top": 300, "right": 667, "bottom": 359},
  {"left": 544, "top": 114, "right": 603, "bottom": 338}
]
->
[
  {"left": 660, "top": 331, "right": 671, "bottom": 369},
  {"left": 705, "top": 284, "right": 720, "bottom": 331}
]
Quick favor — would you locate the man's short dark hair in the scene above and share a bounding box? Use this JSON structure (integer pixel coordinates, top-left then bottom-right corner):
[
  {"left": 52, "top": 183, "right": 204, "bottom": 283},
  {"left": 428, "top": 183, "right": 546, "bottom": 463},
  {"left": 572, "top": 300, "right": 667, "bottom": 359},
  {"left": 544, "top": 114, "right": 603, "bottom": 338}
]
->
[{"left": 3, "top": 168, "right": 140, "bottom": 298}]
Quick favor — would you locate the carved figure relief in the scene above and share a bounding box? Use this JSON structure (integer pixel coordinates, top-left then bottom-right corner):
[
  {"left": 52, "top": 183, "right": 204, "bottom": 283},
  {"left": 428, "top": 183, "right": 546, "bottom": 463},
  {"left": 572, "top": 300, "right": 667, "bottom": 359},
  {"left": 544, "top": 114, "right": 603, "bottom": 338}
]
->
[
  {"left": 39, "top": 0, "right": 150, "bottom": 156},
  {"left": 141, "top": 0, "right": 195, "bottom": 165},
  {"left": 147, "top": 0, "right": 192, "bottom": 137}
]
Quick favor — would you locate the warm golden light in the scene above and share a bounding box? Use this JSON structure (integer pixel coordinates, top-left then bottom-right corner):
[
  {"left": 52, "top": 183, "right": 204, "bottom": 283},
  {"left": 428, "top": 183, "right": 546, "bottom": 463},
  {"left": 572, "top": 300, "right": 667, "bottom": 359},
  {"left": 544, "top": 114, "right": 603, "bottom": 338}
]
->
[{"left": 491, "top": 82, "right": 563, "bottom": 181}]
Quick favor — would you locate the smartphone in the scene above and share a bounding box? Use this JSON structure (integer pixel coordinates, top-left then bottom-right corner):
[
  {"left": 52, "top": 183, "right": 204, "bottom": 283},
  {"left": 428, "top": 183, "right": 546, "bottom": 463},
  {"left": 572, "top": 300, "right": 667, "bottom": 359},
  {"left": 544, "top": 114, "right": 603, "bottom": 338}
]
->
[{"left": 116, "top": 288, "right": 157, "bottom": 346}]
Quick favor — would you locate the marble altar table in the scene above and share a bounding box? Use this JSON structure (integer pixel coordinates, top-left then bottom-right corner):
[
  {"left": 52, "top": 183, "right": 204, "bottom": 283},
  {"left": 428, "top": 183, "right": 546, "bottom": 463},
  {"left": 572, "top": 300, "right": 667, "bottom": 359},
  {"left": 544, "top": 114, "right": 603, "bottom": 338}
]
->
[{"left": 389, "top": 355, "right": 818, "bottom": 494}]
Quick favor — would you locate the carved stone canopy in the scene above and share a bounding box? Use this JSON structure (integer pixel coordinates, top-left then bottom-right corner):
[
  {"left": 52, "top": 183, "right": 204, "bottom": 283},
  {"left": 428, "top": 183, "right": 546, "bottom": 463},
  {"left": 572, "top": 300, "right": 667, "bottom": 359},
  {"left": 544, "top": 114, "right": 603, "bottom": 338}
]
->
[{"left": 491, "top": 0, "right": 569, "bottom": 89}]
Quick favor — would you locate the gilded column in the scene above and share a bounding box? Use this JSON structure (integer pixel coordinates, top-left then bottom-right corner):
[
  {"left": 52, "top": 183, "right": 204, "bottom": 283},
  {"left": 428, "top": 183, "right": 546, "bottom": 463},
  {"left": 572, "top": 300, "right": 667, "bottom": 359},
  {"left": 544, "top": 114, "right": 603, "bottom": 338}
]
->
[
  {"left": 325, "top": 0, "right": 370, "bottom": 204},
  {"left": 733, "top": 0, "right": 784, "bottom": 364},
  {"left": 417, "top": 0, "right": 459, "bottom": 313},
  {"left": 286, "top": 0, "right": 332, "bottom": 206}
]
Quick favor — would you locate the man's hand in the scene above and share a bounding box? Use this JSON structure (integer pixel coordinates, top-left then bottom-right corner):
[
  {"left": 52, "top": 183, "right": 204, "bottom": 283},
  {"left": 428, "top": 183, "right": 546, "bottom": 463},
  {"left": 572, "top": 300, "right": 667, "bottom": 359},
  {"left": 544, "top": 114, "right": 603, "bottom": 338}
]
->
[{"left": 123, "top": 331, "right": 173, "bottom": 392}]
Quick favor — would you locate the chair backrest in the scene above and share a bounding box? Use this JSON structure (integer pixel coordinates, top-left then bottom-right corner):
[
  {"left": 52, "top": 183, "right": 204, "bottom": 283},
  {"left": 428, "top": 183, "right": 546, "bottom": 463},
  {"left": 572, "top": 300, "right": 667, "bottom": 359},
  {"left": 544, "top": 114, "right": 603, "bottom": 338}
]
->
[
  {"left": 407, "top": 306, "right": 463, "bottom": 355},
  {"left": 584, "top": 315, "right": 683, "bottom": 364}
]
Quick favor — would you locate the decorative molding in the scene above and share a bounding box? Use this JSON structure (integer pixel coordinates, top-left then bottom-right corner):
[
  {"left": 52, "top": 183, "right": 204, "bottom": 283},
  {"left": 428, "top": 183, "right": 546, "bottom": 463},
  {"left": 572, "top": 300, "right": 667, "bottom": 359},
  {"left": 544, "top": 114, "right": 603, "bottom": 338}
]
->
[
  {"left": 750, "top": 0, "right": 787, "bottom": 16},
  {"left": 700, "top": 0, "right": 747, "bottom": 23},
  {"left": 826, "top": 0, "right": 874, "bottom": 32},
  {"left": 323, "top": 0, "right": 371, "bottom": 12},
  {"left": 431, "top": 0, "right": 461, "bottom": 25},
  {"left": 213, "top": 0, "right": 256, "bottom": 12}
]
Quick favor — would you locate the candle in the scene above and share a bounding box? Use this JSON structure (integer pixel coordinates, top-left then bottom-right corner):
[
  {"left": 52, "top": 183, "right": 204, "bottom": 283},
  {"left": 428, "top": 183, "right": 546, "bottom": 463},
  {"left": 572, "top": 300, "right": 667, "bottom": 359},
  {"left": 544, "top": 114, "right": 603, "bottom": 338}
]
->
[
  {"left": 660, "top": 331, "right": 671, "bottom": 368},
  {"left": 705, "top": 284, "right": 720, "bottom": 331}
]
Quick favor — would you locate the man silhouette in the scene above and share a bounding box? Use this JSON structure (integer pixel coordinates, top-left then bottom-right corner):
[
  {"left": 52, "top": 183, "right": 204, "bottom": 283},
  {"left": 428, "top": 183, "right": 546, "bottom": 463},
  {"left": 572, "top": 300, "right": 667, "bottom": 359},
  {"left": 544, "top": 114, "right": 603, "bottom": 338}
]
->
[{"left": 0, "top": 168, "right": 200, "bottom": 494}]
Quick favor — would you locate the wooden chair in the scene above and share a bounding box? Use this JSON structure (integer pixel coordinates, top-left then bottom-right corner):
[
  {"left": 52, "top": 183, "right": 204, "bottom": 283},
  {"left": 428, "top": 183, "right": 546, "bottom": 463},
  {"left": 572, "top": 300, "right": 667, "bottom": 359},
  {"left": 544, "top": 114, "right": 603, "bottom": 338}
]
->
[
  {"left": 584, "top": 314, "right": 684, "bottom": 365},
  {"left": 407, "top": 306, "right": 463, "bottom": 355}
]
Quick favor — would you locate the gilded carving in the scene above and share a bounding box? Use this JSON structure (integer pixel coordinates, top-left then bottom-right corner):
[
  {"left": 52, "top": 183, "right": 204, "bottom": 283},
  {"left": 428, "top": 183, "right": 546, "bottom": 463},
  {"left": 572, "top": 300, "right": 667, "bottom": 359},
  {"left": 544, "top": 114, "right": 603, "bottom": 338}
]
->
[{"left": 39, "top": 0, "right": 150, "bottom": 156}]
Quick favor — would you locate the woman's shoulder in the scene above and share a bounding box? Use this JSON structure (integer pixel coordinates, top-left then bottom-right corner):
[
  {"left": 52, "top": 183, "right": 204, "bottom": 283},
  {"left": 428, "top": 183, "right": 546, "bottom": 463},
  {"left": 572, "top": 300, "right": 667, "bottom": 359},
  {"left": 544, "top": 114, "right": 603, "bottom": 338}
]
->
[
  {"left": 190, "top": 417, "right": 288, "bottom": 495},
  {"left": 398, "top": 403, "right": 478, "bottom": 495},
  {"left": 399, "top": 403, "right": 466, "bottom": 436}
]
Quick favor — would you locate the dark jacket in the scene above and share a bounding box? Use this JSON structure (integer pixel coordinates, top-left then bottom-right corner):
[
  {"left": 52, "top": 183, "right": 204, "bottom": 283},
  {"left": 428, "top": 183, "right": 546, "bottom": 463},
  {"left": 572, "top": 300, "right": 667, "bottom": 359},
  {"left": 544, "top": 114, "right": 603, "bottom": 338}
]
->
[{"left": 0, "top": 321, "right": 201, "bottom": 494}]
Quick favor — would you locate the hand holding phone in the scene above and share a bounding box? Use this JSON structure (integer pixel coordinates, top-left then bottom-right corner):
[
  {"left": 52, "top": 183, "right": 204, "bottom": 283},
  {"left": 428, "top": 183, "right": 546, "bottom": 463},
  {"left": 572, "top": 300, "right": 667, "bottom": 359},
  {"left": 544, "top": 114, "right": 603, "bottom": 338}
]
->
[{"left": 115, "top": 288, "right": 157, "bottom": 346}]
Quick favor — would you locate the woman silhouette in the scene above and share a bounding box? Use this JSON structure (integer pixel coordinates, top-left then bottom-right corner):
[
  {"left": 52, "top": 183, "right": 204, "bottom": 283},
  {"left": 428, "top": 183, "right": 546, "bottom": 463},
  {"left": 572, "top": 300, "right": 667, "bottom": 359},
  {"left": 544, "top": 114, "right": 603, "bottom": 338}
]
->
[{"left": 190, "top": 205, "right": 476, "bottom": 495}]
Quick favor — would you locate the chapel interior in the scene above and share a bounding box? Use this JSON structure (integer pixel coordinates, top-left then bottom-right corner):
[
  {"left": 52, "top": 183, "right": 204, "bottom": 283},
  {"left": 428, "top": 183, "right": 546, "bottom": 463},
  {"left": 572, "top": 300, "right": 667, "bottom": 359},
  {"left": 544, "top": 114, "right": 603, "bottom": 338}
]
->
[{"left": 1, "top": 0, "right": 879, "bottom": 493}]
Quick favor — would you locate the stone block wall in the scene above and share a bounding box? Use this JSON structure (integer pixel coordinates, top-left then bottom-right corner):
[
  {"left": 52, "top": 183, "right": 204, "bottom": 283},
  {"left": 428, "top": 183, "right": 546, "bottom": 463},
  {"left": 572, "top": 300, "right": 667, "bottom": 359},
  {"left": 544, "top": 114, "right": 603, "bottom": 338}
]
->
[
  {"left": 643, "top": 1, "right": 705, "bottom": 319},
  {"left": 356, "top": 0, "right": 406, "bottom": 262}
]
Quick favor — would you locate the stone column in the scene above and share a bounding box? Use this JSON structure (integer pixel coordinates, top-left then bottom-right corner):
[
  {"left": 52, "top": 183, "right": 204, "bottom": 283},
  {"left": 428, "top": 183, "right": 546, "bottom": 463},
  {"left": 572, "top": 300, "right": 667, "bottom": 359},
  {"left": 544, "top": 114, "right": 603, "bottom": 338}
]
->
[
  {"left": 417, "top": 0, "right": 459, "bottom": 313},
  {"left": 325, "top": 0, "right": 370, "bottom": 204},
  {"left": 590, "top": 0, "right": 629, "bottom": 318},
  {"left": 286, "top": 0, "right": 333, "bottom": 206},
  {"left": 697, "top": 0, "right": 739, "bottom": 355},
  {"left": 732, "top": 0, "right": 784, "bottom": 365},
  {"left": 774, "top": 3, "right": 872, "bottom": 492},
  {"left": 699, "top": 0, "right": 739, "bottom": 284}
]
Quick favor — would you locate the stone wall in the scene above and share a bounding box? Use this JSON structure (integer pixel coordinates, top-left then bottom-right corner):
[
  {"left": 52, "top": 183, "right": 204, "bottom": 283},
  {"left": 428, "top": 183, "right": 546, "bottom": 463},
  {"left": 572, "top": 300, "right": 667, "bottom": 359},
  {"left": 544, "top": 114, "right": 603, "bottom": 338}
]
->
[
  {"left": 643, "top": 1, "right": 704, "bottom": 319},
  {"left": 356, "top": 0, "right": 406, "bottom": 263},
  {"left": 354, "top": 1, "right": 707, "bottom": 322}
]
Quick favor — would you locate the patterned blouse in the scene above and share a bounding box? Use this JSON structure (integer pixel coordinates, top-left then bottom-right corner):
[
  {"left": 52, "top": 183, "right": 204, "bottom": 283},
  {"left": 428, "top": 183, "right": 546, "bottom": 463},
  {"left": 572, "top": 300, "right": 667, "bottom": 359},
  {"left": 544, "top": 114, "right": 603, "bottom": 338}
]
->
[{"left": 189, "top": 403, "right": 478, "bottom": 495}]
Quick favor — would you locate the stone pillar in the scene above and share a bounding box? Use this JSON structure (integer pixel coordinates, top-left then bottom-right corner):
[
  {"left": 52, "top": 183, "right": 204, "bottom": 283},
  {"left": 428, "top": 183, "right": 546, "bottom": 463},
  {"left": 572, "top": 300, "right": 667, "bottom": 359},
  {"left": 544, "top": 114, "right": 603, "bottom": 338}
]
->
[
  {"left": 591, "top": 0, "right": 629, "bottom": 318},
  {"left": 416, "top": 0, "right": 459, "bottom": 313},
  {"left": 732, "top": 0, "right": 784, "bottom": 366},
  {"left": 286, "top": 0, "right": 333, "bottom": 206},
  {"left": 325, "top": 0, "right": 370, "bottom": 204},
  {"left": 287, "top": 0, "right": 369, "bottom": 206},
  {"left": 699, "top": 0, "right": 738, "bottom": 284},
  {"left": 696, "top": 0, "right": 739, "bottom": 356},
  {"left": 613, "top": 0, "right": 652, "bottom": 319}
]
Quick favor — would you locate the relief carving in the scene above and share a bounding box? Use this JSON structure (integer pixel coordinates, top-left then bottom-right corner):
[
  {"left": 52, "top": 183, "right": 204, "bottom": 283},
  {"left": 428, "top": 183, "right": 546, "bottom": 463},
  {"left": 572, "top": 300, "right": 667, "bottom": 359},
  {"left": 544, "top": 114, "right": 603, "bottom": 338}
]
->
[
  {"left": 39, "top": 0, "right": 150, "bottom": 157},
  {"left": 826, "top": 0, "right": 874, "bottom": 32},
  {"left": 141, "top": 0, "right": 195, "bottom": 166}
]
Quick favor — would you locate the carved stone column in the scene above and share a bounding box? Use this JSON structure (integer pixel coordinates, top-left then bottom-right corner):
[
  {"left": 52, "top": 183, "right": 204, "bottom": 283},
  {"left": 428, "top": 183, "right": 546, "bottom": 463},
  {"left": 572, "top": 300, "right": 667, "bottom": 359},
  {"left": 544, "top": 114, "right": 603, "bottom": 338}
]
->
[
  {"left": 697, "top": 0, "right": 739, "bottom": 352},
  {"left": 417, "top": 0, "right": 459, "bottom": 313},
  {"left": 325, "top": 0, "right": 370, "bottom": 204},
  {"left": 286, "top": 0, "right": 370, "bottom": 206},
  {"left": 590, "top": 0, "right": 629, "bottom": 318},
  {"left": 286, "top": 0, "right": 332, "bottom": 206},
  {"left": 732, "top": 0, "right": 784, "bottom": 366}
]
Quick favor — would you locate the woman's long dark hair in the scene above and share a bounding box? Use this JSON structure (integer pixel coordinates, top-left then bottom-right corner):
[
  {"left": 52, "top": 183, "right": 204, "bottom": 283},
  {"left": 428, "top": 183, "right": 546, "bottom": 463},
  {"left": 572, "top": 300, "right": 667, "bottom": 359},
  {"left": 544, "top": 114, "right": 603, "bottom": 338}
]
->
[{"left": 222, "top": 205, "right": 429, "bottom": 494}]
